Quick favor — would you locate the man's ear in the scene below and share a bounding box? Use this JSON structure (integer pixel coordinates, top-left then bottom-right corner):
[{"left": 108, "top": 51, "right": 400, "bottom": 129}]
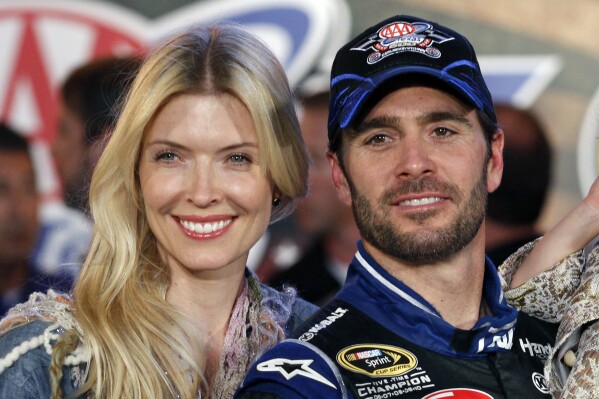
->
[
  {"left": 487, "top": 129, "right": 504, "bottom": 193},
  {"left": 327, "top": 151, "right": 352, "bottom": 206}
]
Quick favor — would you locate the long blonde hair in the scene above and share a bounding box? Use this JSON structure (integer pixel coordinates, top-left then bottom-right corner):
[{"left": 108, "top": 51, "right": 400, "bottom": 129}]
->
[{"left": 58, "top": 23, "right": 309, "bottom": 398}]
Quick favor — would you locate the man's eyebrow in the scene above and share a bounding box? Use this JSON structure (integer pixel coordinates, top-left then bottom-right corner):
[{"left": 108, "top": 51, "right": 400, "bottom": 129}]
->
[
  {"left": 354, "top": 111, "right": 473, "bottom": 133},
  {"left": 417, "top": 111, "right": 473, "bottom": 128},
  {"left": 347, "top": 110, "right": 474, "bottom": 140},
  {"left": 353, "top": 115, "right": 402, "bottom": 134}
]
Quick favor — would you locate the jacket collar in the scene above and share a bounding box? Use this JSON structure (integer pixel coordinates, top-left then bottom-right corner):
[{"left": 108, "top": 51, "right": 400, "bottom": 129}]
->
[{"left": 337, "top": 240, "right": 518, "bottom": 357}]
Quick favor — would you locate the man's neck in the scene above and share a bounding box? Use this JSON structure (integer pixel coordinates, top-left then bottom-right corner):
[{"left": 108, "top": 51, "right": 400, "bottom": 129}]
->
[{"left": 363, "top": 235, "right": 487, "bottom": 330}]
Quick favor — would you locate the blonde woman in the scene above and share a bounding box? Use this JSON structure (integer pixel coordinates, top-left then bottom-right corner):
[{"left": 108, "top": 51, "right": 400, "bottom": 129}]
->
[{"left": 0, "top": 23, "right": 316, "bottom": 398}]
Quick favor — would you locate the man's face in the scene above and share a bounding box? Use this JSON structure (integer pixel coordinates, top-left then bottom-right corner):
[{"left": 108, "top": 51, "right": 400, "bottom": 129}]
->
[
  {"left": 328, "top": 86, "right": 503, "bottom": 265},
  {"left": 295, "top": 101, "right": 349, "bottom": 234},
  {"left": 52, "top": 103, "right": 87, "bottom": 201},
  {"left": 0, "top": 150, "right": 39, "bottom": 266}
]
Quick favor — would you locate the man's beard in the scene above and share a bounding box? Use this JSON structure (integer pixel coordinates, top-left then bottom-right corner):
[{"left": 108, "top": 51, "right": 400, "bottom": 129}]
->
[{"left": 348, "top": 170, "right": 488, "bottom": 264}]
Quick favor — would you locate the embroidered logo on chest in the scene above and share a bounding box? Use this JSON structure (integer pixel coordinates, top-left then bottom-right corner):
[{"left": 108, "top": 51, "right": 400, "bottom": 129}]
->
[{"left": 336, "top": 344, "right": 417, "bottom": 377}]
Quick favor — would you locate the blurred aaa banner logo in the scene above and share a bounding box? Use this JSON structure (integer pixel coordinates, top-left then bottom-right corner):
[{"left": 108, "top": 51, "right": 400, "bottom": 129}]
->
[
  {"left": 0, "top": 2, "right": 146, "bottom": 143},
  {"left": 0, "top": 0, "right": 350, "bottom": 198}
]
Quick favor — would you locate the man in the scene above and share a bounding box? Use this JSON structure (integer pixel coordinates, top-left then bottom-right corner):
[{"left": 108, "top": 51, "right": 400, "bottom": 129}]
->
[
  {"left": 52, "top": 55, "right": 142, "bottom": 214},
  {"left": 269, "top": 87, "right": 360, "bottom": 306},
  {"left": 0, "top": 124, "right": 72, "bottom": 316},
  {"left": 486, "top": 104, "right": 552, "bottom": 266},
  {"left": 33, "top": 56, "right": 141, "bottom": 277},
  {"left": 236, "top": 15, "right": 556, "bottom": 398}
]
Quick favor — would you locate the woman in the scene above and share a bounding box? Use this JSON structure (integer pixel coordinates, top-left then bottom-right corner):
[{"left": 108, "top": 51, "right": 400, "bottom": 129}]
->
[
  {"left": 500, "top": 176, "right": 599, "bottom": 398},
  {"left": 0, "top": 23, "right": 316, "bottom": 398}
]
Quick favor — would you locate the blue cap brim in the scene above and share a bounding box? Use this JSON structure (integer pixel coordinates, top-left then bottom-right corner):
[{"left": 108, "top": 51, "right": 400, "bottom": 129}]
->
[{"left": 334, "top": 64, "right": 493, "bottom": 131}]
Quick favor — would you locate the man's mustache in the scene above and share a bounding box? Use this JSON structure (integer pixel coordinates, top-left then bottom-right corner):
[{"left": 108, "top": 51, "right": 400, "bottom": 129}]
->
[{"left": 381, "top": 177, "right": 462, "bottom": 203}]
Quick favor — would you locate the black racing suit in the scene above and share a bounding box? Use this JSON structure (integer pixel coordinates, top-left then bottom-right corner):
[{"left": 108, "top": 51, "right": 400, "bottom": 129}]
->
[{"left": 236, "top": 241, "right": 557, "bottom": 399}]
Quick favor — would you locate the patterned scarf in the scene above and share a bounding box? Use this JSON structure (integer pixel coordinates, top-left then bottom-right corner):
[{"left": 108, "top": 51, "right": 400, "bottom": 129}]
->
[{"left": 210, "top": 274, "right": 289, "bottom": 398}]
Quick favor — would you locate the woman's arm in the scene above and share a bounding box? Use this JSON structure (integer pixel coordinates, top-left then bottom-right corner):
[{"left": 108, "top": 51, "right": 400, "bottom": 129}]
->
[{"left": 510, "top": 176, "right": 599, "bottom": 288}]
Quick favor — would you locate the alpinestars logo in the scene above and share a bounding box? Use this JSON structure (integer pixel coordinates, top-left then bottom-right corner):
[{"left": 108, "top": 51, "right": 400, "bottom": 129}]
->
[
  {"left": 351, "top": 20, "right": 454, "bottom": 64},
  {"left": 256, "top": 358, "right": 337, "bottom": 389}
]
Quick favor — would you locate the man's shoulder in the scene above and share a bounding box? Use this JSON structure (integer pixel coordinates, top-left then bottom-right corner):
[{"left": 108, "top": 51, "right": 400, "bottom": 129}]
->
[
  {"left": 235, "top": 339, "right": 347, "bottom": 399},
  {"left": 235, "top": 302, "right": 355, "bottom": 398},
  {"left": 289, "top": 300, "right": 353, "bottom": 340},
  {"left": 34, "top": 201, "right": 93, "bottom": 277},
  {"left": 39, "top": 202, "right": 91, "bottom": 228}
]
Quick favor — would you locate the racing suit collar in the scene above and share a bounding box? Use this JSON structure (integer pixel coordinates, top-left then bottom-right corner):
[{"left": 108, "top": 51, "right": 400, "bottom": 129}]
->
[{"left": 337, "top": 240, "right": 518, "bottom": 357}]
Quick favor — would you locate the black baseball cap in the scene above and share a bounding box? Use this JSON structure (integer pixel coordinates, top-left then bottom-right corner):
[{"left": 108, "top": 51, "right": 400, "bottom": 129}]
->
[{"left": 328, "top": 15, "right": 496, "bottom": 144}]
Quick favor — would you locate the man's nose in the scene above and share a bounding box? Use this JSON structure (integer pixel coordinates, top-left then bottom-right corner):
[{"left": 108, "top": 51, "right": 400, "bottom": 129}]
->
[{"left": 393, "top": 136, "right": 435, "bottom": 179}]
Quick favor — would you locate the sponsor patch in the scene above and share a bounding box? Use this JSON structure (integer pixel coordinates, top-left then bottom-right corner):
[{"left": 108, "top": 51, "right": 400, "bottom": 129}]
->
[
  {"left": 350, "top": 20, "right": 454, "bottom": 64},
  {"left": 298, "top": 307, "right": 348, "bottom": 341},
  {"left": 532, "top": 372, "right": 549, "bottom": 394},
  {"left": 421, "top": 388, "right": 494, "bottom": 398},
  {"left": 477, "top": 327, "right": 514, "bottom": 352},
  {"left": 337, "top": 344, "right": 417, "bottom": 377},
  {"left": 256, "top": 358, "right": 337, "bottom": 389},
  {"left": 519, "top": 338, "right": 552, "bottom": 361}
]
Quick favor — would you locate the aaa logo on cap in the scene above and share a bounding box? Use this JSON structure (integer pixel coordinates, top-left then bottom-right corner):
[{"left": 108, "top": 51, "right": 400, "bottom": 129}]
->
[
  {"left": 336, "top": 344, "right": 417, "bottom": 377},
  {"left": 422, "top": 388, "right": 494, "bottom": 399}
]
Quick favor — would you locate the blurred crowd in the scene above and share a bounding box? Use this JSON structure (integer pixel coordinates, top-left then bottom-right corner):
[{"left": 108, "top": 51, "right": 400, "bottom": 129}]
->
[{"left": 0, "top": 56, "right": 142, "bottom": 315}]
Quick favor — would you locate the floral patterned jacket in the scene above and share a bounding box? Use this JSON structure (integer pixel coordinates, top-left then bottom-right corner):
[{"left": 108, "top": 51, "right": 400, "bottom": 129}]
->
[{"left": 500, "top": 240, "right": 599, "bottom": 399}]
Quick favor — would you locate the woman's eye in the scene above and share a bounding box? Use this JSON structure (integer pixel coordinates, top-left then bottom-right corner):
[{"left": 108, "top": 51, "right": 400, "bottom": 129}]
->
[
  {"left": 154, "top": 151, "right": 178, "bottom": 162},
  {"left": 230, "top": 153, "right": 250, "bottom": 163}
]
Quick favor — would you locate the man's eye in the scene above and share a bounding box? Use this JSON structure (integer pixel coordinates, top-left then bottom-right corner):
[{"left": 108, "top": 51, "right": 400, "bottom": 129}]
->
[
  {"left": 366, "top": 134, "right": 390, "bottom": 145},
  {"left": 433, "top": 127, "right": 453, "bottom": 137}
]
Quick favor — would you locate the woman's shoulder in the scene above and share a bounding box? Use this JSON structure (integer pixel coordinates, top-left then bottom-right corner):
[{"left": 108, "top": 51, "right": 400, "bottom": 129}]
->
[
  {"left": 0, "top": 291, "right": 85, "bottom": 398},
  {"left": 0, "top": 320, "right": 60, "bottom": 397},
  {"left": 1, "top": 289, "right": 77, "bottom": 360},
  {"left": 259, "top": 283, "right": 318, "bottom": 335},
  {"left": 0, "top": 318, "right": 56, "bottom": 347},
  {"left": 259, "top": 283, "right": 317, "bottom": 311}
]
